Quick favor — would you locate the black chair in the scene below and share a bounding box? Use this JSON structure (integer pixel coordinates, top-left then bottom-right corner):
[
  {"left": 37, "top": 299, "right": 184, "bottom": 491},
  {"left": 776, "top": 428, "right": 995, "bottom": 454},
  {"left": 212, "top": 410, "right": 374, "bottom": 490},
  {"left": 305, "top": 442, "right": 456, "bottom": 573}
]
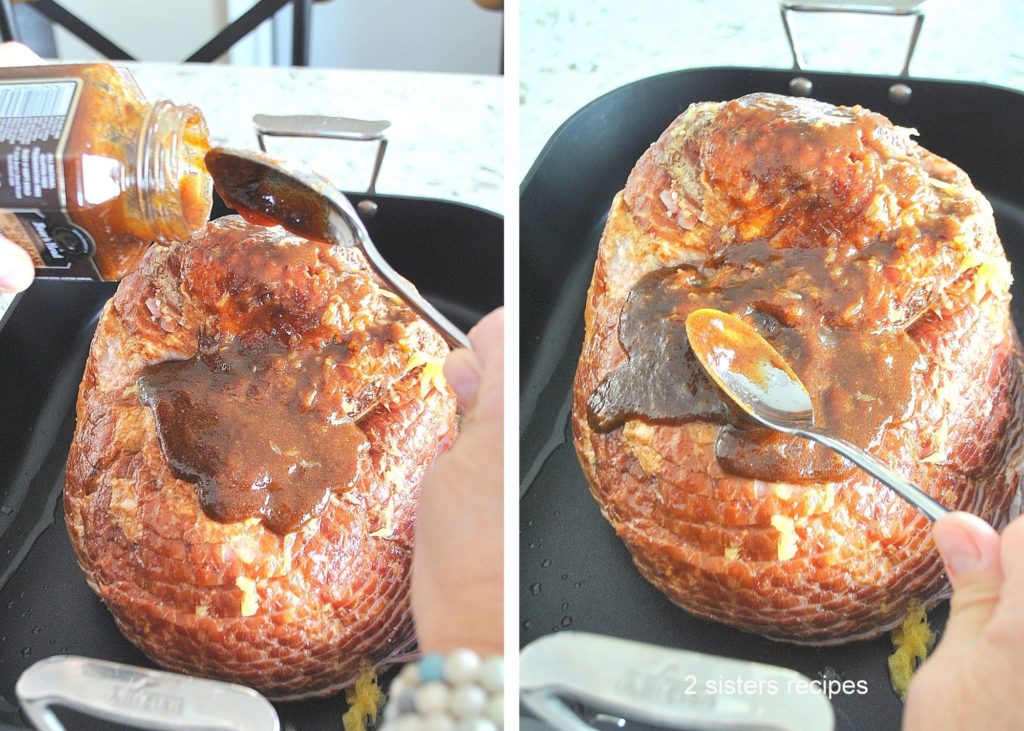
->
[{"left": 0, "top": 0, "right": 316, "bottom": 65}]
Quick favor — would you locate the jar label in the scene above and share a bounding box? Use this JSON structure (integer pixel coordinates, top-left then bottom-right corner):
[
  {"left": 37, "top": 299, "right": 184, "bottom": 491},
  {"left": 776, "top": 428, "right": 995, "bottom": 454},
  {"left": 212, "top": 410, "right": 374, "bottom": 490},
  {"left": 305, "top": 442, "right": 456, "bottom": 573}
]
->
[
  {"left": 0, "top": 78, "right": 101, "bottom": 279},
  {"left": 0, "top": 211, "right": 100, "bottom": 278}
]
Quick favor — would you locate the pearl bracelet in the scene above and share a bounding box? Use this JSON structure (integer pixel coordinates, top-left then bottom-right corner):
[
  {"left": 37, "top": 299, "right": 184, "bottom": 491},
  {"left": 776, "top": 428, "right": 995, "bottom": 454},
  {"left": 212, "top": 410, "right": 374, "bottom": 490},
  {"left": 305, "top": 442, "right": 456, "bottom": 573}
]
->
[{"left": 381, "top": 649, "right": 504, "bottom": 731}]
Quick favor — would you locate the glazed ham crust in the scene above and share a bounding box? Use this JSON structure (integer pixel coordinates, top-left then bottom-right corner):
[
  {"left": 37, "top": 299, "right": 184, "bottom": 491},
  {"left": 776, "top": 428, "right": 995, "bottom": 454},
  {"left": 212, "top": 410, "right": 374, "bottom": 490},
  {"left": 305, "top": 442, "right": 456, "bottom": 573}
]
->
[
  {"left": 572, "top": 93, "right": 1024, "bottom": 644},
  {"left": 65, "top": 216, "right": 457, "bottom": 698}
]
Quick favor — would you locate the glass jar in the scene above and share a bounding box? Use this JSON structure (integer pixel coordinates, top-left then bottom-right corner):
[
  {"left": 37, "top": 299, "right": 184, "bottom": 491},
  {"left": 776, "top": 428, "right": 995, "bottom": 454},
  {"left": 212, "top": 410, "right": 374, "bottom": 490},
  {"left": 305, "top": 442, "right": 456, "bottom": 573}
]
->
[{"left": 0, "top": 63, "right": 212, "bottom": 281}]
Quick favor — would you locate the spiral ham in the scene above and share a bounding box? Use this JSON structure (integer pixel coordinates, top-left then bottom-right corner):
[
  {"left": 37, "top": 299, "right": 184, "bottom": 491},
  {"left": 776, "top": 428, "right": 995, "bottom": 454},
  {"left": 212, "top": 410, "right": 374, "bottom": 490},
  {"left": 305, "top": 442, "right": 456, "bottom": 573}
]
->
[
  {"left": 573, "top": 93, "right": 1024, "bottom": 644},
  {"left": 65, "top": 215, "right": 457, "bottom": 698}
]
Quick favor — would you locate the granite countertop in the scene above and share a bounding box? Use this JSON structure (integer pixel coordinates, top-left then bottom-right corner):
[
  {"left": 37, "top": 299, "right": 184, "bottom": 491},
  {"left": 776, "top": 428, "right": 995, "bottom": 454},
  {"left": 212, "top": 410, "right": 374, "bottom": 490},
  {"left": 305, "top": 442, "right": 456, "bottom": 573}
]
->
[
  {"left": 128, "top": 63, "right": 503, "bottom": 212},
  {"left": 521, "top": 0, "right": 1024, "bottom": 171},
  {"left": 0, "top": 62, "right": 502, "bottom": 316}
]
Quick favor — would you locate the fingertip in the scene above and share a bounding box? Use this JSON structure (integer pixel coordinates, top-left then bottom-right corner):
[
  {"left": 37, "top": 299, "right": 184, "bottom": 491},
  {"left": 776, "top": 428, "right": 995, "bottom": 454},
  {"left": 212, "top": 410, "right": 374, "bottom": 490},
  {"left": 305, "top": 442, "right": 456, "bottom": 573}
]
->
[
  {"left": 468, "top": 307, "right": 504, "bottom": 369},
  {"left": 935, "top": 511, "right": 999, "bottom": 538},
  {"left": 933, "top": 512, "right": 1001, "bottom": 584},
  {"left": 443, "top": 347, "right": 481, "bottom": 407},
  {"left": 0, "top": 240, "right": 35, "bottom": 293},
  {"left": 0, "top": 42, "right": 43, "bottom": 66},
  {"left": 476, "top": 306, "right": 504, "bottom": 331},
  {"left": 998, "top": 513, "right": 1024, "bottom": 580},
  {"left": 1000, "top": 512, "right": 1024, "bottom": 544}
]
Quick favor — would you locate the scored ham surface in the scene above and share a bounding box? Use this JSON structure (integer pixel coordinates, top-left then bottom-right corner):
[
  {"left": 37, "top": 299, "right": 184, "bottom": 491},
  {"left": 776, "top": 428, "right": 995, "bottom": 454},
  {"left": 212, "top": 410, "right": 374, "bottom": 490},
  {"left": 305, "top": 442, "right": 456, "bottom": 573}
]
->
[
  {"left": 572, "top": 93, "right": 1024, "bottom": 644},
  {"left": 65, "top": 216, "right": 457, "bottom": 698}
]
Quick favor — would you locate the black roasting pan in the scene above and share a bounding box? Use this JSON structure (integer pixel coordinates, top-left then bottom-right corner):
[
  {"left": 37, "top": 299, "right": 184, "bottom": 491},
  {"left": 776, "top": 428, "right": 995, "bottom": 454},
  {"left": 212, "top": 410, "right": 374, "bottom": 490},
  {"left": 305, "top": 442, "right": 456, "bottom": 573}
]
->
[
  {"left": 0, "top": 191, "right": 503, "bottom": 730},
  {"left": 520, "top": 66, "right": 1024, "bottom": 731}
]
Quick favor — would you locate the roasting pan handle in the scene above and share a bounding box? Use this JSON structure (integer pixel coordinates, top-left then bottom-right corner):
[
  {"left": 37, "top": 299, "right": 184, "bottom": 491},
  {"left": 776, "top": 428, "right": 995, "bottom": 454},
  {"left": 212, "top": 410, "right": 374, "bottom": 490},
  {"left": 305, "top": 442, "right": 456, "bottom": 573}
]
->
[
  {"left": 253, "top": 114, "right": 390, "bottom": 194},
  {"left": 520, "top": 632, "right": 835, "bottom": 731},
  {"left": 779, "top": 0, "right": 926, "bottom": 100},
  {"left": 16, "top": 656, "right": 280, "bottom": 731}
]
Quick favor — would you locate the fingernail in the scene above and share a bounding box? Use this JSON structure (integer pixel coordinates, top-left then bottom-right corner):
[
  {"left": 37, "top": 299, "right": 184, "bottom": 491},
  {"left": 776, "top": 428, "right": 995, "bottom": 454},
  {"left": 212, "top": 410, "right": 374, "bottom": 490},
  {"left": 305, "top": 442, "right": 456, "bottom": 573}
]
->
[
  {"left": 0, "top": 244, "right": 34, "bottom": 293},
  {"left": 443, "top": 353, "right": 481, "bottom": 406},
  {"left": 934, "top": 522, "right": 982, "bottom": 579}
]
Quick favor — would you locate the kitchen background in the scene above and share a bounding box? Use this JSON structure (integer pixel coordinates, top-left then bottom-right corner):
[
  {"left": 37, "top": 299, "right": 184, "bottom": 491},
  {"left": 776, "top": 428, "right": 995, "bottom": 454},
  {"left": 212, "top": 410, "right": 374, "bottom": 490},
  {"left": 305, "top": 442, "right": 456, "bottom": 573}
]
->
[
  {"left": 521, "top": 0, "right": 1024, "bottom": 170},
  {"left": 0, "top": 0, "right": 504, "bottom": 316},
  {"left": 14, "top": 0, "right": 503, "bottom": 72}
]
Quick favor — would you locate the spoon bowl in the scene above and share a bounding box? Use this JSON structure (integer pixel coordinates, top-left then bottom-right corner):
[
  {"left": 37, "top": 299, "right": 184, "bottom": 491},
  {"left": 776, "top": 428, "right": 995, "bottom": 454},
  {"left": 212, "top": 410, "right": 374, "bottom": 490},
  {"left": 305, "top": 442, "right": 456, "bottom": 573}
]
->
[
  {"left": 685, "top": 308, "right": 814, "bottom": 431},
  {"left": 685, "top": 308, "right": 948, "bottom": 522}
]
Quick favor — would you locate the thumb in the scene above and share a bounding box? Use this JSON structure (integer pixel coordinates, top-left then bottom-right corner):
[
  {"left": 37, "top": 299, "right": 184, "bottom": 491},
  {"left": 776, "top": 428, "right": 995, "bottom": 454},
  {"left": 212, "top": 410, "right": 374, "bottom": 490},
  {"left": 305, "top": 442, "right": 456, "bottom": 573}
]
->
[
  {"left": 0, "top": 238, "right": 34, "bottom": 293},
  {"left": 443, "top": 347, "right": 481, "bottom": 407},
  {"left": 442, "top": 307, "right": 503, "bottom": 409},
  {"left": 932, "top": 511, "right": 1003, "bottom": 653}
]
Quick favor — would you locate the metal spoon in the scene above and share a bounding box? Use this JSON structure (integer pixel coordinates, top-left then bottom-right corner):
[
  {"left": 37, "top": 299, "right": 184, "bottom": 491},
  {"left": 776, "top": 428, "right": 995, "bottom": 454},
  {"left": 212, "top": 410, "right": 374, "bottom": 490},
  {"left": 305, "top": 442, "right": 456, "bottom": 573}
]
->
[
  {"left": 205, "top": 147, "right": 470, "bottom": 350},
  {"left": 684, "top": 308, "right": 948, "bottom": 521}
]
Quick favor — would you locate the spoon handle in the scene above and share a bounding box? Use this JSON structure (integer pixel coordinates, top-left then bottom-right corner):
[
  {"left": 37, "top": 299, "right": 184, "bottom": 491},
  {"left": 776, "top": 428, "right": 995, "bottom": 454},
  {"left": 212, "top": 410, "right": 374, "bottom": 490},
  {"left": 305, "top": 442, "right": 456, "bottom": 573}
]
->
[
  {"left": 797, "top": 427, "right": 948, "bottom": 522},
  {"left": 356, "top": 238, "right": 472, "bottom": 350}
]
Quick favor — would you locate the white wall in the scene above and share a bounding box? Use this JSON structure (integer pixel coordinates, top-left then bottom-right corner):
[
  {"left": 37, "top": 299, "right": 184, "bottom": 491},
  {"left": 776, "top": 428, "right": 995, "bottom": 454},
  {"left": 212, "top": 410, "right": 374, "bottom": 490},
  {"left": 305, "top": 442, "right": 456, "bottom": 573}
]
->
[
  {"left": 51, "top": 0, "right": 228, "bottom": 62},
  {"left": 46, "top": 0, "right": 503, "bottom": 74},
  {"left": 272, "top": 0, "right": 503, "bottom": 74}
]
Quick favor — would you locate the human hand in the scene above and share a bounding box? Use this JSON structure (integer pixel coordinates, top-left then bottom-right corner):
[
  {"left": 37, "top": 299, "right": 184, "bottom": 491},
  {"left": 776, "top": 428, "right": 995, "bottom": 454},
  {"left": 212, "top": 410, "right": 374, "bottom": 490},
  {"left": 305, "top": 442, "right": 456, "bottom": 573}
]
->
[
  {"left": 411, "top": 308, "right": 504, "bottom": 656},
  {"left": 0, "top": 42, "right": 43, "bottom": 294},
  {"left": 903, "top": 512, "right": 1024, "bottom": 730},
  {"left": 0, "top": 239, "right": 33, "bottom": 293},
  {"left": 0, "top": 41, "right": 42, "bottom": 66}
]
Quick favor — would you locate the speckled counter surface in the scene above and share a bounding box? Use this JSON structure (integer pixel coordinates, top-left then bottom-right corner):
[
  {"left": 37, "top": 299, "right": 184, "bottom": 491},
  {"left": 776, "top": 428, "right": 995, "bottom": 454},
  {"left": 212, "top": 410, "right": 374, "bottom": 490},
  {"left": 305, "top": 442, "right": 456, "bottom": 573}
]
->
[
  {"left": 0, "top": 62, "right": 502, "bottom": 315},
  {"left": 128, "top": 64, "right": 503, "bottom": 211},
  {"left": 521, "top": 0, "right": 1024, "bottom": 172}
]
